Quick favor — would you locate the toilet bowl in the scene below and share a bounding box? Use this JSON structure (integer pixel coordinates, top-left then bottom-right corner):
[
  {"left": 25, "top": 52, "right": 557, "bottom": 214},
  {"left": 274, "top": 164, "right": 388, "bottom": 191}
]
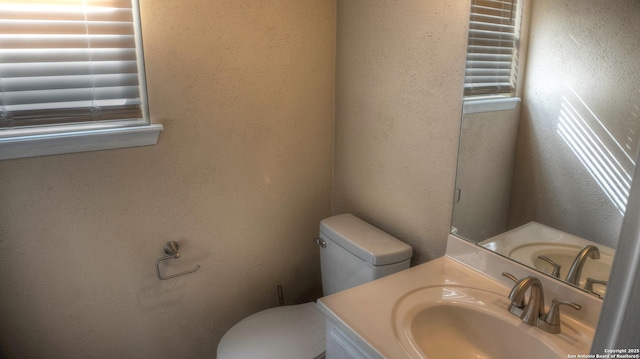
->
[
  {"left": 217, "top": 303, "right": 326, "bottom": 359},
  {"left": 217, "top": 214, "right": 413, "bottom": 359}
]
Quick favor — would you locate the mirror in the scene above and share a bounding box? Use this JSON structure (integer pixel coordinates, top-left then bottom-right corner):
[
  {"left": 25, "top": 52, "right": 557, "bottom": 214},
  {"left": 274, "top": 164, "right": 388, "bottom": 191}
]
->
[{"left": 452, "top": 0, "right": 640, "bottom": 298}]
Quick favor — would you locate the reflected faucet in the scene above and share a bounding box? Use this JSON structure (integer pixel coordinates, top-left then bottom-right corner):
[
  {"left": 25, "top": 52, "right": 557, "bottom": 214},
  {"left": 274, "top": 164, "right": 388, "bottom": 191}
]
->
[
  {"left": 565, "top": 245, "right": 600, "bottom": 286},
  {"left": 585, "top": 278, "right": 609, "bottom": 296},
  {"left": 538, "top": 255, "right": 561, "bottom": 277}
]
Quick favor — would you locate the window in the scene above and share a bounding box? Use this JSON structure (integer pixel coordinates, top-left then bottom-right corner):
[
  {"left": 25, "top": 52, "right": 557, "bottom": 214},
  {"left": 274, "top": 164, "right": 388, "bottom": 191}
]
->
[
  {"left": 464, "top": 0, "right": 524, "bottom": 98},
  {"left": 0, "top": 0, "right": 161, "bottom": 160}
]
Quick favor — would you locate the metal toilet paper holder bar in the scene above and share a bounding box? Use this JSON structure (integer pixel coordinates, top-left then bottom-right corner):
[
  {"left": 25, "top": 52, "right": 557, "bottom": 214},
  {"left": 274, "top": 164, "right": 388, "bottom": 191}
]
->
[{"left": 155, "top": 241, "right": 200, "bottom": 280}]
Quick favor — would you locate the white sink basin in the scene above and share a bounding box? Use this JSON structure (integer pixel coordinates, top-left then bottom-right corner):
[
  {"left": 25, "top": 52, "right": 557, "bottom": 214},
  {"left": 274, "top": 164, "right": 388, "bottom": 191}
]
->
[
  {"left": 411, "top": 304, "right": 558, "bottom": 358},
  {"left": 393, "top": 286, "right": 592, "bottom": 359}
]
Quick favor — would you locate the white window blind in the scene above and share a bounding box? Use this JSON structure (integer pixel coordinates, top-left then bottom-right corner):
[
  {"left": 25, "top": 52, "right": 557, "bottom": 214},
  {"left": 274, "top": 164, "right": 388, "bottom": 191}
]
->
[
  {"left": 0, "top": 0, "right": 148, "bottom": 129},
  {"left": 464, "top": 0, "right": 521, "bottom": 97}
]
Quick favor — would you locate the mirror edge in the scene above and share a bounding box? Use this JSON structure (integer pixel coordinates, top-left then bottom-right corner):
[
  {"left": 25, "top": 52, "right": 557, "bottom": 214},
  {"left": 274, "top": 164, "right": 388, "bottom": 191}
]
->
[{"left": 592, "top": 149, "right": 640, "bottom": 350}]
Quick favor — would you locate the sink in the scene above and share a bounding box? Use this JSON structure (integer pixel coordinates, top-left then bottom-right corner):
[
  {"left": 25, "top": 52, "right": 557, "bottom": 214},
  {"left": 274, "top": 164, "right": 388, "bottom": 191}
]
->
[
  {"left": 393, "top": 286, "right": 592, "bottom": 359},
  {"left": 479, "top": 222, "right": 614, "bottom": 296},
  {"left": 508, "top": 243, "right": 613, "bottom": 297},
  {"left": 411, "top": 304, "right": 558, "bottom": 359},
  {"left": 318, "top": 244, "right": 600, "bottom": 359}
]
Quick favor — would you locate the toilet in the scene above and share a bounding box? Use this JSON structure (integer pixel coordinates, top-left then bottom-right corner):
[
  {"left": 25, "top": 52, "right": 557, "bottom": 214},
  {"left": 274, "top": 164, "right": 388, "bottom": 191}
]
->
[{"left": 217, "top": 213, "right": 413, "bottom": 359}]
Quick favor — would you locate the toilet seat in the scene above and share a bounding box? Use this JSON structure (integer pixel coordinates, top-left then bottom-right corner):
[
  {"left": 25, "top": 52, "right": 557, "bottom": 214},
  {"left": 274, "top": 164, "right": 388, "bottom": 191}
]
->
[{"left": 217, "top": 302, "right": 326, "bottom": 359}]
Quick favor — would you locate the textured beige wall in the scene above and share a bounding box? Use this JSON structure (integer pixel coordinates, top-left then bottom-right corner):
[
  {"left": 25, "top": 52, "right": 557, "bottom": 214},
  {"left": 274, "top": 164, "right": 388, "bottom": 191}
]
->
[
  {"left": 332, "top": 0, "right": 469, "bottom": 264},
  {"left": 508, "top": 0, "right": 640, "bottom": 248},
  {"left": 0, "top": 0, "right": 335, "bottom": 357}
]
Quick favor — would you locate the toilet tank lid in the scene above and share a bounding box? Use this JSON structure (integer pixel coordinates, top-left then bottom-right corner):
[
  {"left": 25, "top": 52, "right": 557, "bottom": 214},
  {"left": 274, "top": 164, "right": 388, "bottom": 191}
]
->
[{"left": 320, "top": 214, "right": 413, "bottom": 265}]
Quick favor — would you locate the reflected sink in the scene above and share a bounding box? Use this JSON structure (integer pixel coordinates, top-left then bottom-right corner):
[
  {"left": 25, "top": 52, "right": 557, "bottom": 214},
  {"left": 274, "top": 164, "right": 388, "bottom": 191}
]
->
[
  {"left": 508, "top": 243, "right": 614, "bottom": 297},
  {"left": 393, "top": 286, "right": 592, "bottom": 359},
  {"left": 479, "top": 222, "right": 614, "bottom": 296}
]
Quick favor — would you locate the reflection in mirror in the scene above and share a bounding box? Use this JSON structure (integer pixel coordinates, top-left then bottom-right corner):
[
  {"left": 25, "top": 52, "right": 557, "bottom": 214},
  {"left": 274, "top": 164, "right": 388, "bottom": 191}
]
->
[{"left": 452, "top": 0, "right": 640, "bottom": 298}]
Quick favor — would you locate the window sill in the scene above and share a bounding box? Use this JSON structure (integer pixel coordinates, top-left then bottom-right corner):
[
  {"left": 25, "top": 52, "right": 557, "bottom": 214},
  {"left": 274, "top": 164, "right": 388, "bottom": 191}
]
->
[
  {"left": 463, "top": 97, "right": 521, "bottom": 114},
  {"left": 0, "top": 124, "right": 163, "bottom": 160}
]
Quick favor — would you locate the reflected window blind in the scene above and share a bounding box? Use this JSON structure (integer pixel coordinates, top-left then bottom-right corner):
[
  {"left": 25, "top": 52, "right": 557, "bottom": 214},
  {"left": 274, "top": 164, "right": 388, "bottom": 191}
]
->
[
  {"left": 0, "top": 0, "right": 145, "bottom": 129},
  {"left": 464, "top": 0, "right": 520, "bottom": 97}
]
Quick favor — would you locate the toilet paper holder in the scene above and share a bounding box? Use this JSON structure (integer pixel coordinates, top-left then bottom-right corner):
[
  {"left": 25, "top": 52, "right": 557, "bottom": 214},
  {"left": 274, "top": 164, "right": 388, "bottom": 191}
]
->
[{"left": 155, "top": 241, "right": 200, "bottom": 280}]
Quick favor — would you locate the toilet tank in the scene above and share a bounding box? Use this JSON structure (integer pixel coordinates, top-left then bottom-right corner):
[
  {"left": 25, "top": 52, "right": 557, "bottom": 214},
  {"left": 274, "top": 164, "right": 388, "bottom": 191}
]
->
[{"left": 318, "top": 214, "right": 413, "bottom": 296}]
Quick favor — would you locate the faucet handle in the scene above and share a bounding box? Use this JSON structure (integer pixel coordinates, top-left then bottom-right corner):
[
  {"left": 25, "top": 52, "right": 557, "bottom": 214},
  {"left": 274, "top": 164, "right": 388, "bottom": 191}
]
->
[
  {"left": 585, "top": 278, "right": 609, "bottom": 292},
  {"left": 501, "top": 272, "right": 522, "bottom": 309},
  {"left": 537, "top": 256, "right": 561, "bottom": 277},
  {"left": 539, "top": 298, "right": 581, "bottom": 334},
  {"left": 501, "top": 272, "right": 527, "bottom": 317},
  {"left": 502, "top": 271, "right": 519, "bottom": 283}
]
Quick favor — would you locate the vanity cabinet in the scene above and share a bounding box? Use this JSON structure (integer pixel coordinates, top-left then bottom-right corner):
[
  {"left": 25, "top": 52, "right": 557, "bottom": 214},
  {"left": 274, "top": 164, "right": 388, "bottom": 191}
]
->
[{"left": 325, "top": 319, "right": 381, "bottom": 359}]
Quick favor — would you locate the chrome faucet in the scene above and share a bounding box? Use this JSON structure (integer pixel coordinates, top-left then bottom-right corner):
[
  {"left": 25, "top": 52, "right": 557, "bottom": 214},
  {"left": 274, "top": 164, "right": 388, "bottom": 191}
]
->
[
  {"left": 503, "top": 272, "right": 581, "bottom": 334},
  {"left": 565, "top": 245, "right": 600, "bottom": 285},
  {"left": 507, "top": 275, "right": 545, "bottom": 326}
]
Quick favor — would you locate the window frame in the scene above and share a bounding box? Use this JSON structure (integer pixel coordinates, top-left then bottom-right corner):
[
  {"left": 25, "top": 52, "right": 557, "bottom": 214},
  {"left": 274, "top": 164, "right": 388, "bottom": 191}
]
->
[
  {"left": 0, "top": 0, "right": 161, "bottom": 161},
  {"left": 463, "top": 0, "right": 524, "bottom": 100}
]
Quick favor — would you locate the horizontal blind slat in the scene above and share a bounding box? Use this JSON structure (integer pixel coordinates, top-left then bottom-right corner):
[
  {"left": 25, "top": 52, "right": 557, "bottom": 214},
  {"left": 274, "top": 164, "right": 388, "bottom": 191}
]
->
[
  {"left": 470, "top": 13, "right": 514, "bottom": 25},
  {"left": 0, "top": 48, "right": 137, "bottom": 63},
  {"left": 0, "top": 20, "right": 135, "bottom": 35},
  {"left": 0, "top": 35, "right": 136, "bottom": 49},
  {"left": 466, "top": 60, "right": 513, "bottom": 68},
  {"left": 2, "top": 105, "right": 142, "bottom": 127},
  {"left": 469, "top": 29, "right": 515, "bottom": 39},
  {"left": 87, "top": 0, "right": 135, "bottom": 8},
  {"left": 465, "top": 76, "right": 512, "bottom": 83},
  {"left": 464, "top": 85, "right": 513, "bottom": 96},
  {"left": 0, "top": 61, "right": 139, "bottom": 77},
  {"left": 467, "top": 53, "right": 513, "bottom": 61},
  {"left": 0, "top": 0, "right": 134, "bottom": 8},
  {"left": 466, "top": 68, "right": 512, "bottom": 76},
  {"left": 469, "top": 21, "right": 515, "bottom": 33},
  {"left": 474, "top": 0, "right": 517, "bottom": 8},
  {"left": 5, "top": 99, "right": 140, "bottom": 112},
  {"left": 464, "top": 82, "right": 513, "bottom": 88},
  {"left": 467, "top": 45, "right": 514, "bottom": 55},
  {"left": 2, "top": 74, "right": 139, "bottom": 92},
  {"left": 467, "top": 37, "right": 514, "bottom": 47},
  {"left": 1, "top": 8, "right": 133, "bottom": 22},
  {"left": 3, "top": 86, "right": 140, "bottom": 106}
]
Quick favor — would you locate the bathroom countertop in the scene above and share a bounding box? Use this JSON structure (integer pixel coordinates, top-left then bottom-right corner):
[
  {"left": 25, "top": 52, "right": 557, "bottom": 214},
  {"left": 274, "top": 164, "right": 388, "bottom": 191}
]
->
[
  {"left": 316, "top": 252, "right": 595, "bottom": 359},
  {"left": 317, "top": 256, "right": 512, "bottom": 358}
]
